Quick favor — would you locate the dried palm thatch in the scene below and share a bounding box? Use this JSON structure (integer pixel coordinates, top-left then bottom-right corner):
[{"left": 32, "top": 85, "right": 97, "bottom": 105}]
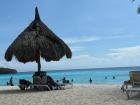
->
[{"left": 5, "top": 7, "right": 72, "bottom": 72}]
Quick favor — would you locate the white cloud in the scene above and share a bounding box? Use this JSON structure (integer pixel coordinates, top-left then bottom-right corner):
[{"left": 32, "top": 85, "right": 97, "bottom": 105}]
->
[
  {"left": 102, "top": 34, "right": 140, "bottom": 40},
  {"left": 64, "top": 36, "right": 100, "bottom": 44},
  {"left": 0, "top": 60, "right": 37, "bottom": 72},
  {"left": 54, "top": 45, "right": 140, "bottom": 70},
  {"left": 0, "top": 55, "right": 104, "bottom": 72},
  {"left": 108, "top": 45, "right": 140, "bottom": 59},
  {"left": 73, "top": 54, "right": 91, "bottom": 59},
  {"left": 70, "top": 46, "right": 85, "bottom": 52},
  {"left": 63, "top": 34, "right": 140, "bottom": 45},
  {"left": 1, "top": 45, "right": 140, "bottom": 72}
]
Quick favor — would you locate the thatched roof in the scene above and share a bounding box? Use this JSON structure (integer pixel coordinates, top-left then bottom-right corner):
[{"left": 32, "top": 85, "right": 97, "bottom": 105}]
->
[{"left": 5, "top": 7, "right": 72, "bottom": 63}]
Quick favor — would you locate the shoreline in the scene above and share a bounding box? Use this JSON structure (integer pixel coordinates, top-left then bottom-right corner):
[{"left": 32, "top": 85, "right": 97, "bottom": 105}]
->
[
  {"left": 0, "top": 83, "right": 123, "bottom": 87},
  {"left": 0, "top": 84, "right": 139, "bottom": 105}
]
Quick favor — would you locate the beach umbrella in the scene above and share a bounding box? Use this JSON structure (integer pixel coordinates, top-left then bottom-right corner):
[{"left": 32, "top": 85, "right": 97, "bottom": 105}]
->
[{"left": 5, "top": 7, "right": 72, "bottom": 72}]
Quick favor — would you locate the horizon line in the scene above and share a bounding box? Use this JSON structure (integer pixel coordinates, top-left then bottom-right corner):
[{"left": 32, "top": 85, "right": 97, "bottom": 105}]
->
[{"left": 18, "top": 65, "right": 140, "bottom": 73}]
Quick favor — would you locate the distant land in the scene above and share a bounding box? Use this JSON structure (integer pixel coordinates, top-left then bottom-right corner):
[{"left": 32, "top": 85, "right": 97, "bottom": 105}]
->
[{"left": 0, "top": 67, "right": 17, "bottom": 74}]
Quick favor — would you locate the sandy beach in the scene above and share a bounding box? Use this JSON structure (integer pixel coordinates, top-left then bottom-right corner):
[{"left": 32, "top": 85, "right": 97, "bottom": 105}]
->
[{"left": 0, "top": 84, "right": 139, "bottom": 105}]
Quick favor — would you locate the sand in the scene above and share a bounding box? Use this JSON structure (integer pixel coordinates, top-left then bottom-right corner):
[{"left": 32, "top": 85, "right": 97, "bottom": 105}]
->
[{"left": 0, "top": 84, "right": 139, "bottom": 105}]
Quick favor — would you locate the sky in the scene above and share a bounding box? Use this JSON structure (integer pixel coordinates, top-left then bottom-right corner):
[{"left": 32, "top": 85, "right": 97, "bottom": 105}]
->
[{"left": 0, "top": 0, "right": 140, "bottom": 72}]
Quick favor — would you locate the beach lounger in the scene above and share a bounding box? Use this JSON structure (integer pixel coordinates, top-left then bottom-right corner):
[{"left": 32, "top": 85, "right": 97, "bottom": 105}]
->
[
  {"left": 130, "top": 71, "right": 140, "bottom": 86},
  {"left": 126, "top": 87, "right": 140, "bottom": 99},
  {"left": 121, "top": 80, "right": 131, "bottom": 92},
  {"left": 62, "top": 82, "right": 73, "bottom": 88},
  {"left": 19, "top": 79, "right": 52, "bottom": 91},
  {"left": 57, "top": 78, "right": 73, "bottom": 89},
  {"left": 121, "top": 71, "right": 140, "bottom": 91},
  {"left": 19, "top": 75, "right": 69, "bottom": 91},
  {"left": 46, "top": 76, "right": 66, "bottom": 90},
  {"left": 124, "top": 71, "right": 140, "bottom": 99},
  {"left": 19, "top": 79, "right": 32, "bottom": 90},
  {"left": 30, "top": 84, "right": 51, "bottom": 91},
  {"left": 32, "top": 75, "right": 66, "bottom": 90}
]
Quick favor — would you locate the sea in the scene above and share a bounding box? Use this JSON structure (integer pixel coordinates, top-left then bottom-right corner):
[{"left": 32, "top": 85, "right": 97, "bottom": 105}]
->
[{"left": 0, "top": 67, "right": 140, "bottom": 86}]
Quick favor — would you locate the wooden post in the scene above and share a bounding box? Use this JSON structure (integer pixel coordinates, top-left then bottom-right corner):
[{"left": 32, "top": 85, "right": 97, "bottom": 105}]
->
[{"left": 38, "top": 56, "right": 41, "bottom": 72}]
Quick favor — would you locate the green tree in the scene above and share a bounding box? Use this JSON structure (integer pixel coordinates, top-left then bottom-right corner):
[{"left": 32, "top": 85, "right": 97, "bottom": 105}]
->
[{"left": 132, "top": 0, "right": 140, "bottom": 13}]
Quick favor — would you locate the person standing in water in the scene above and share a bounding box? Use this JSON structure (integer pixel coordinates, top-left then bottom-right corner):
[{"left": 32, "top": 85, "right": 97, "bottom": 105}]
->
[
  {"left": 9, "top": 77, "right": 14, "bottom": 86},
  {"left": 89, "top": 78, "right": 92, "bottom": 84}
]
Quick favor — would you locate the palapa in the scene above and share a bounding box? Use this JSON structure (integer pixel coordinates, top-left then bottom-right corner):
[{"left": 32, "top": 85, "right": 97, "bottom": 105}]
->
[{"left": 5, "top": 7, "right": 72, "bottom": 72}]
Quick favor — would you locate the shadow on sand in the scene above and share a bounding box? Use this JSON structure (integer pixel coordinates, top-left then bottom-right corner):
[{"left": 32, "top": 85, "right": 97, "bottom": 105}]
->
[
  {"left": 0, "top": 89, "right": 50, "bottom": 95},
  {"left": 128, "top": 93, "right": 140, "bottom": 101}
]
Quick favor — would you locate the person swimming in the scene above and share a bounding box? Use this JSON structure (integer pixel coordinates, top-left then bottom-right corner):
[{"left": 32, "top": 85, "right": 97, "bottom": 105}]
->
[
  {"left": 113, "top": 76, "right": 115, "bottom": 79},
  {"left": 89, "top": 78, "right": 92, "bottom": 84}
]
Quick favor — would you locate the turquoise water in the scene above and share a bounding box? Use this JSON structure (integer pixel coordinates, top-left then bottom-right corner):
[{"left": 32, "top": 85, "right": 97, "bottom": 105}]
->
[{"left": 0, "top": 67, "right": 140, "bottom": 86}]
